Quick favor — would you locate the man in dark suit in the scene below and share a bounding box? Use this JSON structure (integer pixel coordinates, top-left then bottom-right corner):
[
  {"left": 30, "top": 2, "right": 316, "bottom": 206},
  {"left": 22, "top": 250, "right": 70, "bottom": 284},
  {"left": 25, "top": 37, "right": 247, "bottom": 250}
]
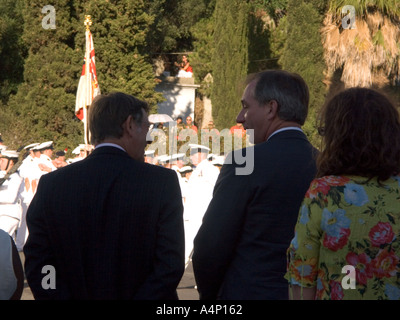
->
[
  {"left": 24, "top": 92, "right": 185, "bottom": 300},
  {"left": 192, "top": 70, "right": 317, "bottom": 300}
]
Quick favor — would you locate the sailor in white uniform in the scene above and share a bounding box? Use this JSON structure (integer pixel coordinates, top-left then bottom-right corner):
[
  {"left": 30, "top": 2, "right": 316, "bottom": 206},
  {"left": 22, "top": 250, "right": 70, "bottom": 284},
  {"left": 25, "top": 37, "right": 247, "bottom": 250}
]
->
[
  {"left": 180, "top": 165, "right": 193, "bottom": 183},
  {"left": 66, "top": 144, "right": 88, "bottom": 164},
  {"left": 210, "top": 154, "right": 226, "bottom": 170},
  {"left": 179, "top": 165, "right": 193, "bottom": 204},
  {"left": 170, "top": 153, "right": 187, "bottom": 203},
  {"left": 183, "top": 144, "right": 220, "bottom": 266},
  {"left": 16, "top": 143, "right": 40, "bottom": 251},
  {"left": 21, "top": 144, "right": 45, "bottom": 196},
  {"left": 19, "top": 143, "right": 40, "bottom": 196},
  {"left": 37, "top": 141, "right": 57, "bottom": 173},
  {"left": 0, "top": 150, "right": 24, "bottom": 240}
]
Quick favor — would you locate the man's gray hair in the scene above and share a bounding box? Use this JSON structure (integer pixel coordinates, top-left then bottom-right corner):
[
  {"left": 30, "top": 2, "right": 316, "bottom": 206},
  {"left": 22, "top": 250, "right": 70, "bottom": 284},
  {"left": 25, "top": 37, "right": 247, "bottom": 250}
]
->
[{"left": 247, "top": 70, "right": 309, "bottom": 125}]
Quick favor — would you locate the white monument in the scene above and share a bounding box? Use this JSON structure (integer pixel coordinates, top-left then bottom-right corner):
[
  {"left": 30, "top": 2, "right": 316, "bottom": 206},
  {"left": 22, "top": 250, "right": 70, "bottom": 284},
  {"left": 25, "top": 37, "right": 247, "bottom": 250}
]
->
[{"left": 155, "top": 77, "right": 200, "bottom": 121}]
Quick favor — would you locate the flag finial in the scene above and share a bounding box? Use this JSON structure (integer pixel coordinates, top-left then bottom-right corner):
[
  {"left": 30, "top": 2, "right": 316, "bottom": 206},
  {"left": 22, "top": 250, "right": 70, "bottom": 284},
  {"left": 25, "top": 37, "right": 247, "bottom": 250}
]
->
[{"left": 84, "top": 15, "right": 92, "bottom": 31}]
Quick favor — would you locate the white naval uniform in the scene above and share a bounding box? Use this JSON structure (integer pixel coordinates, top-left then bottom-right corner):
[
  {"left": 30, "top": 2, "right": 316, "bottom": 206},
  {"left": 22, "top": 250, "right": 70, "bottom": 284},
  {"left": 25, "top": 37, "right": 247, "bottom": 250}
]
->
[
  {"left": 0, "top": 171, "right": 23, "bottom": 239},
  {"left": 183, "top": 159, "right": 220, "bottom": 265},
  {"left": 39, "top": 154, "right": 57, "bottom": 173},
  {"left": 171, "top": 165, "right": 187, "bottom": 204},
  {"left": 16, "top": 156, "right": 38, "bottom": 251}
]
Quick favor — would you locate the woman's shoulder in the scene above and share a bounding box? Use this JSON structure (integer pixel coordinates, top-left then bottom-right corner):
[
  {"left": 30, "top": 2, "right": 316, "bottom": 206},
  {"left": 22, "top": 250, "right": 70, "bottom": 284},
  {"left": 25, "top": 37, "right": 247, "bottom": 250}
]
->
[
  {"left": 305, "top": 174, "right": 400, "bottom": 205},
  {"left": 307, "top": 175, "right": 353, "bottom": 191}
]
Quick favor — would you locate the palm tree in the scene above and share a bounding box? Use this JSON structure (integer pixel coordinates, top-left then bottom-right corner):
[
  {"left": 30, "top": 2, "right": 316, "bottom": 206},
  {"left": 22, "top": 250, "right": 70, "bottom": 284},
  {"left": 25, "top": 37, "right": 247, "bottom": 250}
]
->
[{"left": 322, "top": 0, "right": 400, "bottom": 88}]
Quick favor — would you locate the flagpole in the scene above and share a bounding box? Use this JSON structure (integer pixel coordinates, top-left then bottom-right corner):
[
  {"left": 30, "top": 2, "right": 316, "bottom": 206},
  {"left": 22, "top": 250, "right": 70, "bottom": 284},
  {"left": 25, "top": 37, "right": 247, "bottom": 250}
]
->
[
  {"left": 75, "top": 14, "right": 100, "bottom": 155},
  {"left": 83, "top": 15, "right": 92, "bottom": 147}
]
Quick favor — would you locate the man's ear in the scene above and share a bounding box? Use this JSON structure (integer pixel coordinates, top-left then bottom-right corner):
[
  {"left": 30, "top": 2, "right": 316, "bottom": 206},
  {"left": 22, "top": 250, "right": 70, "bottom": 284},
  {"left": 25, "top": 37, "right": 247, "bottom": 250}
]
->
[
  {"left": 266, "top": 100, "right": 279, "bottom": 119},
  {"left": 123, "top": 115, "right": 135, "bottom": 137}
]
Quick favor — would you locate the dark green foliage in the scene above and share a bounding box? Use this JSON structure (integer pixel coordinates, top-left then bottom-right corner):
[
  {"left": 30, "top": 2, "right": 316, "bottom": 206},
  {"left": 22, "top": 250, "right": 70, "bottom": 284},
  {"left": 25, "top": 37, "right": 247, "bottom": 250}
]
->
[
  {"left": 211, "top": 0, "right": 250, "bottom": 130},
  {"left": 280, "top": 0, "right": 327, "bottom": 146},
  {"left": 3, "top": 0, "right": 81, "bottom": 150},
  {"left": 247, "top": 9, "right": 277, "bottom": 74},
  {"left": 251, "top": 0, "right": 289, "bottom": 23},
  {"left": 1, "top": 0, "right": 162, "bottom": 151},
  {"left": 75, "top": 0, "right": 163, "bottom": 106},
  {"left": 146, "top": 0, "right": 216, "bottom": 54},
  {"left": 0, "top": 0, "right": 26, "bottom": 103},
  {"left": 190, "top": 16, "right": 214, "bottom": 97}
]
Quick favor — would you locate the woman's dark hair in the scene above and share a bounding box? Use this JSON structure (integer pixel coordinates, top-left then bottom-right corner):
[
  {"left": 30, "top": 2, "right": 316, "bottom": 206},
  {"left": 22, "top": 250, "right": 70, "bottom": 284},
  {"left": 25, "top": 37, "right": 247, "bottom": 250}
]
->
[{"left": 317, "top": 87, "right": 400, "bottom": 182}]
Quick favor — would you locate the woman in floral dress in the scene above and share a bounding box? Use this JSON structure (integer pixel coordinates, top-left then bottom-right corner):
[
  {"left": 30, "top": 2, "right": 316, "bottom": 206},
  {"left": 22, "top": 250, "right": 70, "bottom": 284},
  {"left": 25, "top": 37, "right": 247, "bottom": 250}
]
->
[{"left": 286, "top": 88, "right": 400, "bottom": 300}]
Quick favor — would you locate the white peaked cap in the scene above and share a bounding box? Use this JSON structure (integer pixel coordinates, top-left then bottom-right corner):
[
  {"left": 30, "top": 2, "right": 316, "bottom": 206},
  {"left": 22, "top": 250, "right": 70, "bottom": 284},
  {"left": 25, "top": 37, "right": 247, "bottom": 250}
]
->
[
  {"left": 179, "top": 166, "right": 193, "bottom": 173},
  {"left": 207, "top": 153, "right": 216, "bottom": 160},
  {"left": 171, "top": 153, "right": 185, "bottom": 161},
  {"left": 1, "top": 150, "right": 19, "bottom": 158},
  {"left": 156, "top": 154, "right": 171, "bottom": 163},
  {"left": 211, "top": 155, "right": 225, "bottom": 166},
  {"left": 23, "top": 143, "right": 40, "bottom": 150},
  {"left": 145, "top": 150, "right": 156, "bottom": 156},
  {"left": 72, "top": 144, "right": 86, "bottom": 155},
  {"left": 34, "top": 141, "right": 53, "bottom": 151}
]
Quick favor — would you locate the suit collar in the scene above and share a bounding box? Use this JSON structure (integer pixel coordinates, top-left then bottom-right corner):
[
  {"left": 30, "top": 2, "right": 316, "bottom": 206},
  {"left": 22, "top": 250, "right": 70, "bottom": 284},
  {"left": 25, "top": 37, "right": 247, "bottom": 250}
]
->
[
  {"left": 267, "top": 127, "right": 303, "bottom": 141},
  {"left": 89, "top": 145, "right": 131, "bottom": 159},
  {"left": 96, "top": 142, "right": 126, "bottom": 152},
  {"left": 266, "top": 128, "right": 308, "bottom": 142}
]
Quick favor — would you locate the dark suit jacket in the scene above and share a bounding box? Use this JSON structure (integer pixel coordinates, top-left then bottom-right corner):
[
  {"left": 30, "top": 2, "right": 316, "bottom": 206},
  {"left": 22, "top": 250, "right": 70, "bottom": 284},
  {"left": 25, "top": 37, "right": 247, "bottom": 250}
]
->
[
  {"left": 24, "top": 146, "right": 185, "bottom": 300},
  {"left": 192, "top": 130, "right": 317, "bottom": 300}
]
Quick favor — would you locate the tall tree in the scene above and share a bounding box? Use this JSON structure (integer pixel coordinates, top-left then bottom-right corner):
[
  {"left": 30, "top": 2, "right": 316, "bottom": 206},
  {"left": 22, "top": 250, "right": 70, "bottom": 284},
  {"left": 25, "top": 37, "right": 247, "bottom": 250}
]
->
[
  {"left": 146, "top": 0, "right": 215, "bottom": 54},
  {"left": 190, "top": 13, "right": 215, "bottom": 97},
  {"left": 280, "top": 0, "right": 327, "bottom": 146},
  {"left": 211, "top": 0, "right": 250, "bottom": 129},
  {"left": 3, "top": 0, "right": 82, "bottom": 150},
  {"left": 2, "top": 0, "right": 162, "bottom": 150},
  {"left": 0, "top": 0, "right": 26, "bottom": 104},
  {"left": 75, "top": 0, "right": 163, "bottom": 106}
]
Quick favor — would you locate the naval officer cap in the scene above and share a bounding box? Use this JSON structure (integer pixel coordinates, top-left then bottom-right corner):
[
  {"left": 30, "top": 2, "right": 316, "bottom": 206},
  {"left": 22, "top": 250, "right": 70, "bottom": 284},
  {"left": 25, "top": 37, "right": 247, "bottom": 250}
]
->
[
  {"left": 211, "top": 155, "right": 225, "bottom": 166},
  {"left": 34, "top": 141, "right": 54, "bottom": 151},
  {"left": 72, "top": 144, "right": 86, "bottom": 155},
  {"left": 145, "top": 149, "right": 155, "bottom": 157},
  {"left": 171, "top": 153, "right": 185, "bottom": 161},
  {"left": 179, "top": 166, "right": 193, "bottom": 173},
  {"left": 189, "top": 144, "right": 210, "bottom": 155},
  {"left": 71, "top": 146, "right": 80, "bottom": 155},
  {"left": 23, "top": 143, "right": 40, "bottom": 150},
  {"left": 1, "top": 150, "right": 19, "bottom": 159},
  {"left": 207, "top": 153, "right": 216, "bottom": 161},
  {"left": 156, "top": 154, "right": 171, "bottom": 163}
]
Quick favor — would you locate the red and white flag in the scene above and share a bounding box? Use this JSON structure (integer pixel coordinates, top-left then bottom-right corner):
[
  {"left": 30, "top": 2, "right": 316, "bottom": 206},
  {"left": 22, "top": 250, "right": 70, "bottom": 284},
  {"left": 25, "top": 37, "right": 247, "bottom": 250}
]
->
[{"left": 75, "top": 29, "right": 100, "bottom": 121}]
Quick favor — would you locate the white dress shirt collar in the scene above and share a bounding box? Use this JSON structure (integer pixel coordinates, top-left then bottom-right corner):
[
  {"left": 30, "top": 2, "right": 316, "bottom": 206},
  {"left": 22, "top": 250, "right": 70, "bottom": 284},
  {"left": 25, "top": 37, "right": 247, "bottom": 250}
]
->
[
  {"left": 95, "top": 143, "right": 126, "bottom": 153},
  {"left": 267, "top": 127, "right": 303, "bottom": 141}
]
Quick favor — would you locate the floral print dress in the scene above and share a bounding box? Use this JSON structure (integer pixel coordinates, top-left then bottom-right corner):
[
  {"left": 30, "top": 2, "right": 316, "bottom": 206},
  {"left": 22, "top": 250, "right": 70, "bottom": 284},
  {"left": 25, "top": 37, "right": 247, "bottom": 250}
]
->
[{"left": 285, "top": 175, "right": 400, "bottom": 300}]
